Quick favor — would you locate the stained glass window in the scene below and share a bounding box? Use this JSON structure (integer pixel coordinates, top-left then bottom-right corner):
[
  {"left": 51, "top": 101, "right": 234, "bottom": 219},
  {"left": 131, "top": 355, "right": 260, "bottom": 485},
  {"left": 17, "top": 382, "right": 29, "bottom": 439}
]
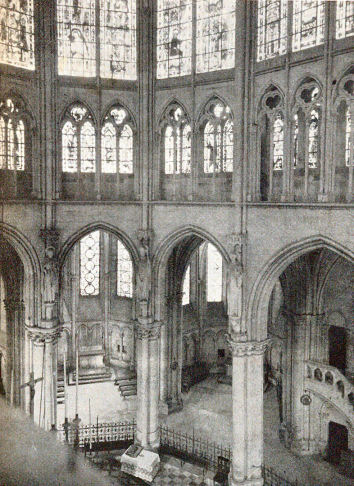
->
[
  {"left": 292, "top": 0, "right": 325, "bottom": 52},
  {"left": 207, "top": 243, "right": 222, "bottom": 302},
  {"left": 257, "top": 0, "right": 287, "bottom": 62},
  {"left": 203, "top": 102, "right": 233, "bottom": 173},
  {"left": 80, "top": 230, "right": 100, "bottom": 296},
  {"left": 101, "top": 106, "right": 134, "bottom": 174},
  {"left": 117, "top": 240, "right": 133, "bottom": 297},
  {"left": 273, "top": 114, "right": 284, "bottom": 170},
  {"left": 293, "top": 113, "right": 299, "bottom": 167},
  {"left": 100, "top": 0, "right": 136, "bottom": 80},
  {"left": 0, "top": 0, "right": 35, "bottom": 70},
  {"left": 336, "top": 1, "right": 354, "bottom": 39},
  {"left": 196, "top": 0, "right": 236, "bottom": 73},
  {"left": 0, "top": 98, "right": 26, "bottom": 171},
  {"left": 157, "top": 0, "right": 192, "bottom": 79},
  {"left": 345, "top": 106, "right": 352, "bottom": 167},
  {"left": 163, "top": 105, "right": 191, "bottom": 174},
  {"left": 182, "top": 264, "right": 190, "bottom": 305},
  {"left": 57, "top": 0, "right": 96, "bottom": 77},
  {"left": 308, "top": 109, "right": 319, "bottom": 168},
  {"left": 62, "top": 104, "right": 96, "bottom": 173}
]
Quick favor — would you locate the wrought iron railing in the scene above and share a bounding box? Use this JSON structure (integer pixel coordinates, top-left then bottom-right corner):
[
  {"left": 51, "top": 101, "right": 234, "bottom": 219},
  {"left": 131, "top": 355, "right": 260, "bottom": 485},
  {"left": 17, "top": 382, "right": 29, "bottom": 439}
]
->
[
  {"left": 159, "top": 425, "right": 231, "bottom": 472},
  {"left": 263, "top": 465, "right": 301, "bottom": 486}
]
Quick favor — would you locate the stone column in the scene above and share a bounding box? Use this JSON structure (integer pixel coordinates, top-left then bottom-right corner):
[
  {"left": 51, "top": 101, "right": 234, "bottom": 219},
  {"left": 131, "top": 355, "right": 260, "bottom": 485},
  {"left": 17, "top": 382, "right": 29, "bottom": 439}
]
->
[
  {"left": 27, "top": 325, "right": 60, "bottom": 430},
  {"left": 4, "top": 297, "right": 23, "bottom": 406},
  {"left": 228, "top": 335, "right": 269, "bottom": 486},
  {"left": 135, "top": 319, "right": 161, "bottom": 450},
  {"left": 159, "top": 321, "right": 168, "bottom": 402}
]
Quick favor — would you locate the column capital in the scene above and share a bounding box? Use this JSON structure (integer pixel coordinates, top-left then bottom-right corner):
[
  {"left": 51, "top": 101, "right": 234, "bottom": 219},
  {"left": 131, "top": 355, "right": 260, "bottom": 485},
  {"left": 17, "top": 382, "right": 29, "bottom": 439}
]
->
[
  {"left": 135, "top": 320, "right": 161, "bottom": 340},
  {"left": 25, "top": 324, "right": 60, "bottom": 344},
  {"left": 227, "top": 334, "right": 271, "bottom": 357}
]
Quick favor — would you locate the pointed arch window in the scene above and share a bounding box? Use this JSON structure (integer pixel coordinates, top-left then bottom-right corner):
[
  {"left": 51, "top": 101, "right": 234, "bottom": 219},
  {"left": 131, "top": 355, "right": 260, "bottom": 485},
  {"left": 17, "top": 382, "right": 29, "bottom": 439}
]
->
[
  {"left": 336, "top": 1, "right": 354, "bottom": 39},
  {"left": 182, "top": 264, "right": 190, "bottom": 306},
  {"left": 0, "top": 0, "right": 35, "bottom": 70},
  {"left": 101, "top": 106, "right": 134, "bottom": 174},
  {"left": 273, "top": 114, "right": 284, "bottom": 170},
  {"left": 62, "top": 104, "right": 96, "bottom": 173},
  {"left": 256, "top": 0, "right": 287, "bottom": 62},
  {"left": 292, "top": 0, "right": 325, "bottom": 52},
  {"left": 57, "top": 0, "right": 136, "bottom": 79},
  {"left": 163, "top": 105, "right": 191, "bottom": 174},
  {"left": 0, "top": 99, "right": 26, "bottom": 171},
  {"left": 207, "top": 243, "right": 222, "bottom": 302},
  {"left": 345, "top": 106, "right": 351, "bottom": 167},
  {"left": 308, "top": 108, "right": 319, "bottom": 168},
  {"left": 203, "top": 101, "right": 233, "bottom": 173},
  {"left": 80, "top": 230, "right": 100, "bottom": 296}
]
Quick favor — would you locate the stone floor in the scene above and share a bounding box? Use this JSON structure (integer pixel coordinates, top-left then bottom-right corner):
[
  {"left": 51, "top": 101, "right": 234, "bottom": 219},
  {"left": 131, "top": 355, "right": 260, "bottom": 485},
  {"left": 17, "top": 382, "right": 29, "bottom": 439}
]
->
[{"left": 163, "top": 376, "right": 352, "bottom": 486}]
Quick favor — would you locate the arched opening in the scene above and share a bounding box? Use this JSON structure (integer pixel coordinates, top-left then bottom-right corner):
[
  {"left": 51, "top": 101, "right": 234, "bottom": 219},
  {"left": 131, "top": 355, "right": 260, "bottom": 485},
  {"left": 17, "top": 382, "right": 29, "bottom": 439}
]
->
[
  {"left": 157, "top": 232, "right": 231, "bottom": 451},
  {"left": 263, "top": 247, "right": 353, "bottom": 478},
  {"left": 58, "top": 228, "right": 136, "bottom": 425}
]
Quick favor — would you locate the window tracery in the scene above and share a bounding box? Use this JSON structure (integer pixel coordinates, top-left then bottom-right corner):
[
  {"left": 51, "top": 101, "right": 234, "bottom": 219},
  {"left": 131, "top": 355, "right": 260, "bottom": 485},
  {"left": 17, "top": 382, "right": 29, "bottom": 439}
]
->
[
  {"left": 162, "top": 105, "right": 191, "bottom": 175},
  {"left": 292, "top": 0, "right": 325, "bottom": 52},
  {"left": 62, "top": 104, "right": 96, "bottom": 173},
  {"left": 57, "top": 0, "right": 136, "bottom": 79},
  {"left": 202, "top": 100, "right": 233, "bottom": 173},
  {"left": 0, "top": 0, "right": 35, "bottom": 70},
  {"left": 256, "top": 0, "right": 287, "bottom": 62},
  {"left": 336, "top": 0, "right": 354, "bottom": 39},
  {"left": 80, "top": 230, "right": 100, "bottom": 296},
  {"left": 101, "top": 106, "right": 134, "bottom": 174},
  {"left": 0, "top": 98, "right": 26, "bottom": 171}
]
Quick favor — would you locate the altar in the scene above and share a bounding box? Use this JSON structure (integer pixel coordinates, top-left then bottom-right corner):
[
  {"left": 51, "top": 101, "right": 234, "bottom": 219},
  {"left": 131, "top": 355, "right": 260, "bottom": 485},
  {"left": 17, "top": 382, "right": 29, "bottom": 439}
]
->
[{"left": 120, "top": 445, "right": 160, "bottom": 483}]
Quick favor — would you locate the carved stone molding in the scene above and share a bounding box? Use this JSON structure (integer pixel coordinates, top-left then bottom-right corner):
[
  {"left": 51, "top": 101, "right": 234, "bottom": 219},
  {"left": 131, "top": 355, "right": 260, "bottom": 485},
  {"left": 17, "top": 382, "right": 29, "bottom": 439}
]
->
[
  {"left": 25, "top": 324, "right": 60, "bottom": 344},
  {"left": 227, "top": 334, "right": 271, "bottom": 357},
  {"left": 135, "top": 321, "right": 161, "bottom": 340}
]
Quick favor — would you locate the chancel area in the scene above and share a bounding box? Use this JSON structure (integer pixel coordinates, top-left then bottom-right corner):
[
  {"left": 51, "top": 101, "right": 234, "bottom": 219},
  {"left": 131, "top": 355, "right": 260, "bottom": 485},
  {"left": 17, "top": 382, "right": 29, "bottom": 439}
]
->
[{"left": 0, "top": 1, "right": 353, "bottom": 485}]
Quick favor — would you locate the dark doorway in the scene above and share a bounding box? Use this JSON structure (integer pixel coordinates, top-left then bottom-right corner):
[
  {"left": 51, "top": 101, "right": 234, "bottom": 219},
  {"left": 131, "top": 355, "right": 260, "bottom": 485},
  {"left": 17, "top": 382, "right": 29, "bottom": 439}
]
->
[
  {"left": 327, "top": 421, "right": 348, "bottom": 465},
  {"left": 329, "top": 326, "right": 347, "bottom": 373}
]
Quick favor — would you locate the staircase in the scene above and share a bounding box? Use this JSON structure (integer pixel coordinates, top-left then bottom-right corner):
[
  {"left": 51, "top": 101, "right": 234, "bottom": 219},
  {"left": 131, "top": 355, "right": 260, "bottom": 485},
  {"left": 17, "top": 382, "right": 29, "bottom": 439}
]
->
[
  {"left": 305, "top": 360, "right": 354, "bottom": 422},
  {"left": 114, "top": 374, "right": 137, "bottom": 398}
]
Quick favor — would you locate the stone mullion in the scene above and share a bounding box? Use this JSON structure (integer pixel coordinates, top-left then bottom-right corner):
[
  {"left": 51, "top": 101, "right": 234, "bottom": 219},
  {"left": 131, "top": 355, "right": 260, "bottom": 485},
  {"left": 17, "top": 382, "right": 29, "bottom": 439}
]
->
[{"left": 159, "top": 321, "right": 168, "bottom": 402}]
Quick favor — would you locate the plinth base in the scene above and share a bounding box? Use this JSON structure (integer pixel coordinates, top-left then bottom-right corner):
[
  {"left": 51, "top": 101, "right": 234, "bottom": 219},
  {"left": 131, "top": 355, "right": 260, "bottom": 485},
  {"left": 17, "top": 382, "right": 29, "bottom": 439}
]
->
[
  {"left": 121, "top": 445, "right": 160, "bottom": 483},
  {"left": 229, "top": 476, "right": 263, "bottom": 486}
]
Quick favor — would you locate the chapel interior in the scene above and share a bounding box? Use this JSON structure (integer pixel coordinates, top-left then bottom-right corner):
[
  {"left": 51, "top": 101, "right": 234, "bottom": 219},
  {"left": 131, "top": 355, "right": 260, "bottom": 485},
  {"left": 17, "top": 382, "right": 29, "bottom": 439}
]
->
[{"left": 0, "top": 1, "right": 353, "bottom": 485}]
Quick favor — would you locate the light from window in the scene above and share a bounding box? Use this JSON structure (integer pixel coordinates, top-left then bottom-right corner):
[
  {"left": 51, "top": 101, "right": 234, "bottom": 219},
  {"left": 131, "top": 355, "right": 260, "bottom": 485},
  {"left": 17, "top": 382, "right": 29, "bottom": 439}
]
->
[
  {"left": 102, "top": 107, "right": 133, "bottom": 174},
  {"left": 156, "top": 0, "right": 192, "bottom": 79},
  {"left": 57, "top": 0, "right": 96, "bottom": 77},
  {"left": 207, "top": 243, "right": 222, "bottom": 302},
  {"left": 345, "top": 107, "right": 352, "bottom": 167},
  {"left": 292, "top": 0, "right": 325, "bottom": 52},
  {"left": 293, "top": 113, "right": 299, "bottom": 167},
  {"left": 117, "top": 240, "right": 133, "bottom": 298},
  {"left": 203, "top": 102, "right": 233, "bottom": 173},
  {"left": 196, "top": 0, "right": 236, "bottom": 73},
  {"left": 308, "top": 109, "right": 319, "bottom": 168},
  {"left": 0, "top": 99, "right": 25, "bottom": 171},
  {"left": 62, "top": 104, "right": 96, "bottom": 173},
  {"left": 257, "top": 0, "right": 287, "bottom": 62},
  {"left": 273, "top": 114, "right": 284, "bottom": 170},
  {"left": 0, "top": 0, "right": 35, "bottom": 70},
  {"left": 164, "top": 125, "right": 174, "bottom": 174},
  {"left": 80, "top": 231, "right": 100, "bottom": 296},
  {"left": 100, "top": 0, "right": 136, "bottom": 80},
  {"left": 182, "top": 264, "right": 190, "bottom": 305},
  {"left": 336, "top": 1, "right": 354, "bottom": 39},
  {"left": 163, "top": 106, "right": 191, "bottom": 174}
]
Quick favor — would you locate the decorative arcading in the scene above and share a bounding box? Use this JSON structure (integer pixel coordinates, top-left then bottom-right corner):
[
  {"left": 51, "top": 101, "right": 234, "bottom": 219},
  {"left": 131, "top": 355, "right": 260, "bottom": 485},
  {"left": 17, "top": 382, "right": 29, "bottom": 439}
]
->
[{"left": 227, "top": 334, "right": 271, "bottom": 357}]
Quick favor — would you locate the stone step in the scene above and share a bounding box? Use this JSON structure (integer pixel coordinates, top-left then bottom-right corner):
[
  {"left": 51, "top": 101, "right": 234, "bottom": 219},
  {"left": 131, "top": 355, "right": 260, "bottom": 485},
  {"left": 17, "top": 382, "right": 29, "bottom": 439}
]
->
[
  {"left": 119, "top": 384, "right": 137, "bottom": 391},
  {"left": 121, "top": 389, "right": 137, "bottom": 397},
  {"left": 115, "top": 378, "right": 137, "bottom": 386}
]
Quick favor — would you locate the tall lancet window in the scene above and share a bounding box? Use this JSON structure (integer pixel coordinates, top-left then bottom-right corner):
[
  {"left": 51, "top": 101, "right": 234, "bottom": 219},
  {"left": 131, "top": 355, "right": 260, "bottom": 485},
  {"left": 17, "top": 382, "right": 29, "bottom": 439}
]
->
[
  {"left": 308, "top": 109, "right": 319, "bottom": 168},
  {"left": 163, "top": 105, "right": 191, "bottom": 174},
  {"left": 345, "top": 106, "right": 351, "bottom": 167},
  {"left": 256, "top": 0, "right": 287, "bottom": 62},
  {"left": 207, "top": 243, "right": 222, "bottom": 302},
  {"left": 273, "top": 114, "right": 284, "bottom": 170},
  {"left": 156, "top": 0, "right": 192, "bottom": 78},
  {"left": 0, "top": 0, "right": 35, "bottom": 70},
  {"left": 101, "top": 106, "right": 134, "bottom": 174},
  {"left": 57, "top": 0, "right": 96, "bottom": 77},
  {"left": 0, "top": 99, "right": 25, "bottom": 171},
  {"left": 62, "top": 104, "right": 96, "bottom": 173},
  {"left": 203, "top": 101, "right": 233, "bottom": 173},
  {"left": 57, "top": 0, "right": 136, "bottom": 79},
  {"left": 117, "top": 240, "right": 133, "bottom": 298},
  {"left": 100, "top": 0, "right": 136, "bottom": 80},
  {"left": 80, "top": 230, "right": 100, "bottom": 296},
  {"left": 336, "top": 1, "right": 354, "bottom": 39},
  {"left": 196, "top": 0, "right": 236, "bottom": 73},
  {"left": 292, "top": 0, "right": 325, "bottom": 52}
]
